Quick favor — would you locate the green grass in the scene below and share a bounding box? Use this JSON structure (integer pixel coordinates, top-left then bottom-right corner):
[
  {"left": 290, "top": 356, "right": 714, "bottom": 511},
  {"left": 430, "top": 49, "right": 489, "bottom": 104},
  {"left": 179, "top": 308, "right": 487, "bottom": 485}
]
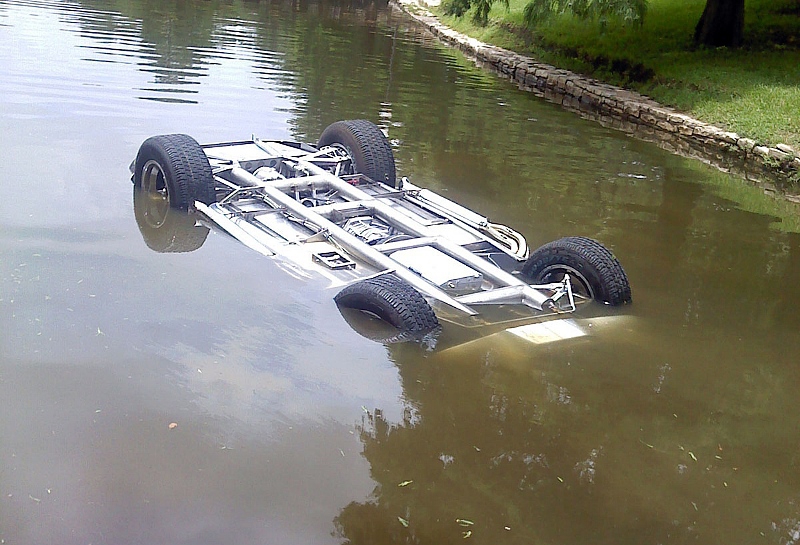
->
[{"left": 437, "top": 0, "right": 800, "bottom": 150}]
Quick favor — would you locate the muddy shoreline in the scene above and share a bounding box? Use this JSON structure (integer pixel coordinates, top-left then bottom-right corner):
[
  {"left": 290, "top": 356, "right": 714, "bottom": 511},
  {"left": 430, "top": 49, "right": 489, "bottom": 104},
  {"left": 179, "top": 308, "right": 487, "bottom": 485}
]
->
[{"left": 391, "top": 1, "right": 800, "bottom": 197}]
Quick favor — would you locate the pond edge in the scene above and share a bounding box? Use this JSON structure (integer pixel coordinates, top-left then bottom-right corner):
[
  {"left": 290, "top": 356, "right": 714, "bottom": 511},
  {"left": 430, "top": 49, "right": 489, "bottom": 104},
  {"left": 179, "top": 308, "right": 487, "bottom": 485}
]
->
[{"left": 390, "top": 0, "right": 800, "bottom": 199}]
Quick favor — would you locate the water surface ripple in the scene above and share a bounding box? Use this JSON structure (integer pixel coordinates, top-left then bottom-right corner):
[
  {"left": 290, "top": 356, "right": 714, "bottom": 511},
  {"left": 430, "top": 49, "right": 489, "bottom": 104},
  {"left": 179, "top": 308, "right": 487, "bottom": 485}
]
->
[{"left": 2, "top": 1, "right": 800, "bottom": 544}]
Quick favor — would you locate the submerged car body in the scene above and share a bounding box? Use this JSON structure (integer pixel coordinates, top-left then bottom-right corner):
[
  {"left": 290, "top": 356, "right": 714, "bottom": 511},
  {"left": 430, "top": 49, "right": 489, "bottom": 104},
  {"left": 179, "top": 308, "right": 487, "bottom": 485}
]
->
[{"left": 131, "top": 120, "right": 631, "bottom": 346}]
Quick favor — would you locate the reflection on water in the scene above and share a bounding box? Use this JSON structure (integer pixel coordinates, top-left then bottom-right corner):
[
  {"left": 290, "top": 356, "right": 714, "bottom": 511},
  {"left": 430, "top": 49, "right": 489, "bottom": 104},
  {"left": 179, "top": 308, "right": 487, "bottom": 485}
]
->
[{"left": 2, "top": 0, "right": 800, "bottom": 544}]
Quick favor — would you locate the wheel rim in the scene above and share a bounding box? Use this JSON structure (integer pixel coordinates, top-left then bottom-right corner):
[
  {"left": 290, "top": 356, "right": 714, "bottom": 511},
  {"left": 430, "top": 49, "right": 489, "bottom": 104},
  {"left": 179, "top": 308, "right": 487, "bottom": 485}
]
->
[
  {"left": 537, "top": 264, "right": 595, "bottom": 300},
  {"left": 327, "top": 143, "right": 356, "bottom": 176},
  {"left": 140, "top": 160, "right": 170, "bottom": 228}
]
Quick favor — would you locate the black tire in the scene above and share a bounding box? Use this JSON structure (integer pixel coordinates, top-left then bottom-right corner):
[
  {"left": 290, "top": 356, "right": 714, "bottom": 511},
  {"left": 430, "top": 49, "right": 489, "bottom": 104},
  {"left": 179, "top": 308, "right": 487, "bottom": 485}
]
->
[
  {"left": 334, "top": 274, "right": 439, "bottom": 338},
  {"left": 133, "top": 134, "right": 216, "bottom": 211},
  {"left": 133, "top": 186, "right": 209, "bottom": 253},
  {"left": 521, "top": 237, "right": 632, "bottom": 306},
  {"left": 337, "top": 307, "right": 434, "bottom": 345},
  {"left": 317, "top": 120, "right": 397, "bottom": 188}
]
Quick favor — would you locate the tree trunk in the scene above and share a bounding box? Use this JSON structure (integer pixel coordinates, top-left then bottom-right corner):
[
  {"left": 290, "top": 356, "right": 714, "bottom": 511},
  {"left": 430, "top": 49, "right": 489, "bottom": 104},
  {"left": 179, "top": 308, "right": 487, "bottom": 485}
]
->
[{"left": 693, "top": 0, "right": 745, "bottom": 47}]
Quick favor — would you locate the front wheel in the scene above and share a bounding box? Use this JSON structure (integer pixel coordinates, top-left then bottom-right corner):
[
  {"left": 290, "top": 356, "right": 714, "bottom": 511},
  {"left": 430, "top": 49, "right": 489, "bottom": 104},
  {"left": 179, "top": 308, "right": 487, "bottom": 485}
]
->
[
  {"left": 133, "top": 133, "right": 216, "bottom": 211},
  {"left": 334, "top": 274, "right": 440, "bottom": 342},
  {"left": 521, "top": 237, "right": 632, "bottom": 306},
  {"left": 317, "top": 120, "right": 397, "bottom": 188}
]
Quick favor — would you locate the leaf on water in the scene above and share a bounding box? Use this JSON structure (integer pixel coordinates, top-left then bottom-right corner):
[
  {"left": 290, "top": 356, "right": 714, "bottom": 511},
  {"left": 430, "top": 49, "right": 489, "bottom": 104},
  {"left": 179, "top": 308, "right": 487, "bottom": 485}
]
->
[
  {"left": 398, "top": 517, "right": 409, "bottom": 527},
  {"left": 456, "top": 519, "right": 474, "bottom": 526},
  {"left": 398, "top": 480, "right": 414, "bottom": 487}
]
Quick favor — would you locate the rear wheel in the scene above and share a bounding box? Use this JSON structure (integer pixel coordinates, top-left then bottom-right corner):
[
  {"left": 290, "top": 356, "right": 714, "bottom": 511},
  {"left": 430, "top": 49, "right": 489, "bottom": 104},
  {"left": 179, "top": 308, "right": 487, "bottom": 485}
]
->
[
  {"left": 521, "top": 237, "right": 632, "bottom": 306},
  {"left": 132, "top": 134, "right": 215, "bottom": 252},
  {"left": 317, "top": 120, "right": 397, "bottom": 188},
  {"left": 334, "top": 274, "right": 439, "bottom": 341},
  {"left": 133, "top": 134, "right": 216, "bottom": 211}
]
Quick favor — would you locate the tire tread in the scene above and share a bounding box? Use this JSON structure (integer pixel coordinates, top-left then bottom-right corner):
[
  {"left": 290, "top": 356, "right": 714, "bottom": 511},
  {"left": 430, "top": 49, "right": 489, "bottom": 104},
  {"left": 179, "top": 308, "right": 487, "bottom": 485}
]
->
[
  {"left": 522, "top": 236, "right": 632, "bottom": 306},
  {"left": 317, "top": 120, "right": 397, "bottom": 187},
  {"left": 335, "top": 274, "right": 439, "bottom": 334},
  {"left": 134, "top": 134, "right": 215, "bottom": 210}
]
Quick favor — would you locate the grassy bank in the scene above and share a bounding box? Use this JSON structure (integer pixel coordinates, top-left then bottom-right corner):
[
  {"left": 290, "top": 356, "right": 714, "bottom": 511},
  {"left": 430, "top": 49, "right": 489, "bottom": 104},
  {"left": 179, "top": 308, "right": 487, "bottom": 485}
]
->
[{"left": 436, "top": 0, "right": 800, "bottom": 150}]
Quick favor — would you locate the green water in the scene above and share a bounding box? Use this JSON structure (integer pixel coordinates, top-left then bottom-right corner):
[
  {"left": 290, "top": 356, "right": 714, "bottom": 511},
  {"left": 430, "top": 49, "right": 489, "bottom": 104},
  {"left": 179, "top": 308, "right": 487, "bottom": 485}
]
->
[{"left": 2, "top": 1, "right": 800, "bottom": 544}]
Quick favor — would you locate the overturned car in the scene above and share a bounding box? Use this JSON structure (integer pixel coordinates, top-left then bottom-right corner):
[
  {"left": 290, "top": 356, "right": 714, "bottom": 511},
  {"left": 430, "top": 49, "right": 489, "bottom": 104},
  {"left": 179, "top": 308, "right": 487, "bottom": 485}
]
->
[{"left": 131, "top": 120, "right": 631, "bottom": 345}]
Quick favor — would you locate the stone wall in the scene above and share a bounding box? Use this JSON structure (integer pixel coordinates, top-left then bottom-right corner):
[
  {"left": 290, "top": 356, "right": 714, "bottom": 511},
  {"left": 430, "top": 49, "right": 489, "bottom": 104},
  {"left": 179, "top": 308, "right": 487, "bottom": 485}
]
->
[{"left": 392, "top": 1, "right": 800, "bottom": 194}]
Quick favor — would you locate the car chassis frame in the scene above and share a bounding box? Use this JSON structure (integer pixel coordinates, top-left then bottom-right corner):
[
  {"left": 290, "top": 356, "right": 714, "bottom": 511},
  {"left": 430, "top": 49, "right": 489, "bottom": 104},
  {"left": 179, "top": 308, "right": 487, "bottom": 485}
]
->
[
  {"left": 199, "top": 139, "right": 575, "bottom": 318},
  {"left": 132, "top": 120, "right": 631, "bottom": 340}
]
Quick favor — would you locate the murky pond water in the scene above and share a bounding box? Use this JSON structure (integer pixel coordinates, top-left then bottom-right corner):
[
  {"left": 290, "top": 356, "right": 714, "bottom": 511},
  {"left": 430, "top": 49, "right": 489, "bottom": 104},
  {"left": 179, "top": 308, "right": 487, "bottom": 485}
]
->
[{"left": 3, "top": 1, "right": 800, "bottom": 544}]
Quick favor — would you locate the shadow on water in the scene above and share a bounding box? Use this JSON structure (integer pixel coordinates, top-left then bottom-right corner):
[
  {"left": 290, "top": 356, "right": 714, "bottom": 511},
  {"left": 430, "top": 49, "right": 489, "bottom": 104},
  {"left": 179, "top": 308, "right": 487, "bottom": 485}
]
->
[
  {"left": 333, "top": 315, "right": 800, "bottom": 545},
  {"left": 128, "top": 168, "right": 800, "bottom": 545}
]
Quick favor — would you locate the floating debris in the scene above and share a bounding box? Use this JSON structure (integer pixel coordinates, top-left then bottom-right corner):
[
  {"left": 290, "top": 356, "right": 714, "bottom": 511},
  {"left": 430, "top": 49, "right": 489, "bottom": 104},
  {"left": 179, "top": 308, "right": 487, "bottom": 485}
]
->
[
  {"left": 398, "top": 517, "right": 409, "bottom": 527},
  {"left": 398, "top": 481, "right": 413, "bottom": 487}
]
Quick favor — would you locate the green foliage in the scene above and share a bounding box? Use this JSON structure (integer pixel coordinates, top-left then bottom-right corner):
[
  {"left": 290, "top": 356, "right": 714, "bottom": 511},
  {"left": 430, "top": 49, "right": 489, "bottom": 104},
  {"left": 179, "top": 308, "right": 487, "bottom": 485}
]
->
[
  {"left": 444, "top": 0, "right": 509, "bottom": 25},
  {"left": 445, "top": 0, "right": 645, "bottom": 27},
  {"left": 523, "top": 0, "right": 647, "bottom": 26}
]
